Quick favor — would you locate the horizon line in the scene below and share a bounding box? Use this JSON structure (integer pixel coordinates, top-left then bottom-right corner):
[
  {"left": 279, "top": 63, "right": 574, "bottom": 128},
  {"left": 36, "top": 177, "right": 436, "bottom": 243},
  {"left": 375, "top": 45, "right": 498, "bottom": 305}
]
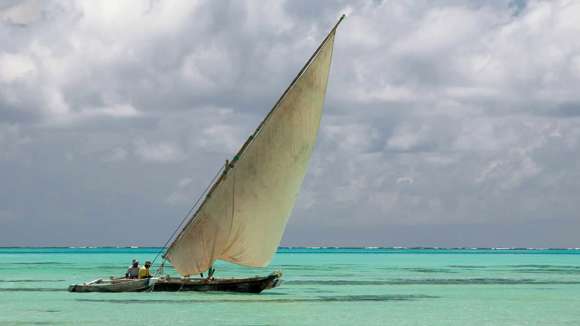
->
[{"left": 1, "top": 246, "right": 580, "bottom": 250}]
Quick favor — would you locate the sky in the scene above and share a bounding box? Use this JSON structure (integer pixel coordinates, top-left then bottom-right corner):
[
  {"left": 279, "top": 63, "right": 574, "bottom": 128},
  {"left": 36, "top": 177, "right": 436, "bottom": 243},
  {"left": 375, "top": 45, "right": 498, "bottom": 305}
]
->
[{"left": 1, "top": 0, "right": 579, "bottom": 248}]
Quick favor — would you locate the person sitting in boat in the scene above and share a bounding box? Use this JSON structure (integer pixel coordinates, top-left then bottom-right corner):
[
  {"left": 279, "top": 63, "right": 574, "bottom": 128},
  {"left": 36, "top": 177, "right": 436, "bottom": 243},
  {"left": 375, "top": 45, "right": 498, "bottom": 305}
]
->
[
  {"left": 138, "top": 261, "right": 152, "bottom": 279},
  {"left": 125, "top": 260, "right": 139, "bottom": 279},
  {"left": 207, "top": 266, "right": 215, "bottom": 280}
]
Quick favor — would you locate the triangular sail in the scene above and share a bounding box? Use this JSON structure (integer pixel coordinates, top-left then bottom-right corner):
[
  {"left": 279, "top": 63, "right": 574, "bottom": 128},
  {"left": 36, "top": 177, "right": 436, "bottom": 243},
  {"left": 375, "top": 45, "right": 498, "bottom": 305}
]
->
[{"left": 164, "top": 17, "right": 343, "bottom": 276}]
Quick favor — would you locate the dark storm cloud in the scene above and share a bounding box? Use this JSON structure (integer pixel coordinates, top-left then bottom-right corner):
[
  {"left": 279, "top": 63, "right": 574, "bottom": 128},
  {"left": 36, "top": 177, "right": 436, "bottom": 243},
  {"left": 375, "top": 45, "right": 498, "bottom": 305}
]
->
[{"left": 1, "top": 0, "right": 580, "bottom": 247}]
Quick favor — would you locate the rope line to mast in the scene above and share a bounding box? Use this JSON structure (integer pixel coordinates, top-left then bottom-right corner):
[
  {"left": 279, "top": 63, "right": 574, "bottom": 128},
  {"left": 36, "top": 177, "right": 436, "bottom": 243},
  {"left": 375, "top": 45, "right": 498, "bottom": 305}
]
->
[{"left": 151, "top": 164, "right": 226, "bottom": 267}]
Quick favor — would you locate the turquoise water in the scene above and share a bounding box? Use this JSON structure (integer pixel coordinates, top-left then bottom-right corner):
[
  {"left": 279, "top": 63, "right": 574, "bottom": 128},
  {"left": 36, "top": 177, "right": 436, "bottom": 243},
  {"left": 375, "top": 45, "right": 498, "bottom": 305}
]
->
[{"left": 1, "top": 248, "right": 580, "bottom": 325}]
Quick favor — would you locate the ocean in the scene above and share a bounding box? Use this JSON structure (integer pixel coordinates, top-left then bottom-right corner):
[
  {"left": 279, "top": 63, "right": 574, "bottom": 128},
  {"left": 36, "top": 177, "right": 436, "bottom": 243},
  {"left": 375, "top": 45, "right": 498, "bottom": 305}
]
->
[{"left": 1, "top": 247, "right": 580, "bottom": 325}]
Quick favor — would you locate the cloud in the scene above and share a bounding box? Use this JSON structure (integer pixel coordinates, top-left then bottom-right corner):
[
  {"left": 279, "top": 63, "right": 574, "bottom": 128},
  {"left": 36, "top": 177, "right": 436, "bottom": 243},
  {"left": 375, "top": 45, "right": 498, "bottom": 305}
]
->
[
  {"left": 102, "top": 146, "right": 128, "bottom": 163},
  {"left": 165, "top": 177, "right": 196, "bottom": 205},
  {"left": 0, "top": 0, "right": 42, "bottom": 26},
  {"left": 82, "top": 104, "right": 140, "bottom": 119},
  {"left": 134, "top": 139, "right": 185, "bottom": 163},
  {"left": 1, "top": 0, "right": 580, "bottom": 246},
  {"left": 197, "top": 123, "right": 246, "bottom": 154},
  {"left": 396, "top": 177, "right": 414, "bottom": 185},
  {"left": 0, "top": 53, "right": 36, "bottom": 82}
]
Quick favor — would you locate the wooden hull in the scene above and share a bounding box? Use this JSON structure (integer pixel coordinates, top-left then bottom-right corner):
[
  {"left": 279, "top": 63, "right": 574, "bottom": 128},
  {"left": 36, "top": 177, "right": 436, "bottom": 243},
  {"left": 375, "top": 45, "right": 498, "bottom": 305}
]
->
[
  {"left": 152, "top": 272, "right": 282, "bottom": 294},
  {"left": 68, "top": 272, "right": 282, "bottom": 294}
]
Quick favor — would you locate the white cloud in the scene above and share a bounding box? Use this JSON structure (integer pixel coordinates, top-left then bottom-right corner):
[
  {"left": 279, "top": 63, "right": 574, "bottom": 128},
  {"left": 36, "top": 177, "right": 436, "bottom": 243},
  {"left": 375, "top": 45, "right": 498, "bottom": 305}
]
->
[
  {"left": 0, "top": 53, "right": 36, "bottom": 83},
  {"left": 181, "top": 45, "right": 237, "bottom": 93},
  {"left": 81, "top": 104, "right": 141, "bottom": 118},
  {"left": 2, "top": 1, "right": 580, "bottom": 246},
  {"left": 134, "top": 139, "right": 185, "bottom": 163},
  {"left": 392, "top": 7, "right": 499, "bottom": 58},
  {"left": 0, "top": 0, "right": 42, "bottom": 26},
  {"left": 476, "top": 152, "right": 542, "bottom": 190},
  {"left": 165, "top": 177, "right": 196, "bottom": 205},
  {"left": 323, "top": 123, "right": 379, "bottom": 153},
  {"left": 197, "top": 124, "right": 245, "bottom": 154},
  {"left": 386, "top": 124, "right": 428, "bottom": 151}
]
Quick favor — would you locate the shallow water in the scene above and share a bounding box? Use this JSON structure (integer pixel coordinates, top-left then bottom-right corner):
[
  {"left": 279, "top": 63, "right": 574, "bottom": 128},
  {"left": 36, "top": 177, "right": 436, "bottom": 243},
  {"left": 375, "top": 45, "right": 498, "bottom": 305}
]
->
[{"left": 1, "top": 247, "right": 580, "bottom": 325}]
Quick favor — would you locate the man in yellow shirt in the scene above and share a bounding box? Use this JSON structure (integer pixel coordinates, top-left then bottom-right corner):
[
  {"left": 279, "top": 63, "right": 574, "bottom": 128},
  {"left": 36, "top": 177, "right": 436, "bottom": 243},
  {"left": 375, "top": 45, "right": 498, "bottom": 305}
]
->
[{"left": 138, "top": 261, "right": 152, "bottom": 279}]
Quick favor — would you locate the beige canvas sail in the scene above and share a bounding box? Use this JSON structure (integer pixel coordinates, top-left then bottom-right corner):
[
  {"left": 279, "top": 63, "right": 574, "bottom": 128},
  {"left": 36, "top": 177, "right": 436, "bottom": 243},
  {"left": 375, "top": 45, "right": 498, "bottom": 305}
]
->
[{"left": 164, "top": 18, "right": 341, "bottom": 276}]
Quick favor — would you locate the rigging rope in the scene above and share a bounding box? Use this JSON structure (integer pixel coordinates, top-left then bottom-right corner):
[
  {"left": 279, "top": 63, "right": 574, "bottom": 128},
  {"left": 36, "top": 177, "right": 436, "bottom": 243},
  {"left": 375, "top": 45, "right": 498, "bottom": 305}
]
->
[{"left": 151, "top": 164, "right": 226, "bottom": 268}]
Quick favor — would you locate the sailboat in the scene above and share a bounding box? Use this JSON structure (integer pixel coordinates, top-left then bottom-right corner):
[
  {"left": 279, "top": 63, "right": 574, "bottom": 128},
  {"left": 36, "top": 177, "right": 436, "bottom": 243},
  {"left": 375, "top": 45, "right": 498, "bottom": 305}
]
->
[{"left": 69, "top": 15, "right": 344, "bottom": 294}]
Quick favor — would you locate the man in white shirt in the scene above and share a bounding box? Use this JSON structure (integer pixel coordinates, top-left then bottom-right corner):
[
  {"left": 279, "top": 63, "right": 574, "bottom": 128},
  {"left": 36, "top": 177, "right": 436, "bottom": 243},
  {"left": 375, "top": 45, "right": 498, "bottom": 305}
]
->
[{"left": 125, "top": 259, "right": 139, "bottom": 279}]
